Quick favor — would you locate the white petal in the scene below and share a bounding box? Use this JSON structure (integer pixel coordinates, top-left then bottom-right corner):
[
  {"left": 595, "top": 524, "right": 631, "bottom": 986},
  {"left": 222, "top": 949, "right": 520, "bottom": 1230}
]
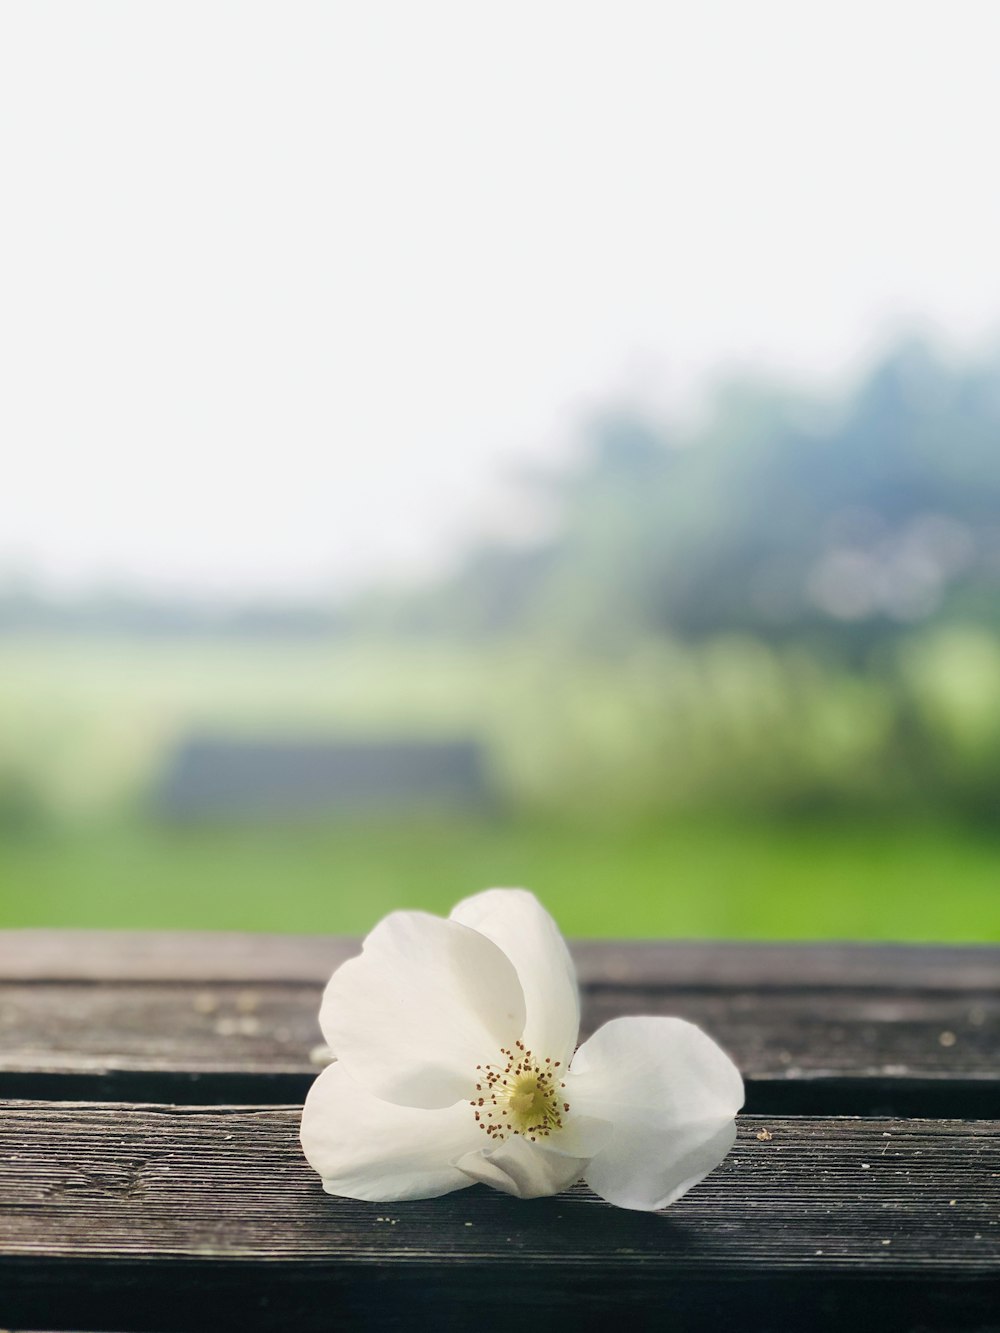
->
[
  {"left": 300, "top": 1063, "right": 483, "bottom": 1201},
  {"left": 457, "top": 1133, "right": 588, "bottom": 1199},
  {"left": 450, "top": 888, "right": 580, "bottom": 1063},
  {"left": 566, "top": 1016, "right": 744, "bottom": 1212},
  {"left": 543, "top": 1111, "right": 613, "bottom": 1161},
  {"left": 320, "top": 910, "right": 526, "bottom": 1109}
]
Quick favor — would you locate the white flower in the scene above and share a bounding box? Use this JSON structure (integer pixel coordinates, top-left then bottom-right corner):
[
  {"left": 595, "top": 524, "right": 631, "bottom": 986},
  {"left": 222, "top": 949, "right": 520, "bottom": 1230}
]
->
[{"left": 300, "top": 889, "right": 743, "bottom": 1211}]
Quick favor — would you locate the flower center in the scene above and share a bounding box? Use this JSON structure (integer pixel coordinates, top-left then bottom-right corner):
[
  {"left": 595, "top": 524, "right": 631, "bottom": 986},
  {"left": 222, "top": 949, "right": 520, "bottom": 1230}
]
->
[{"left": 470, "top": 1040, "right": 569, "bottom": 1141}]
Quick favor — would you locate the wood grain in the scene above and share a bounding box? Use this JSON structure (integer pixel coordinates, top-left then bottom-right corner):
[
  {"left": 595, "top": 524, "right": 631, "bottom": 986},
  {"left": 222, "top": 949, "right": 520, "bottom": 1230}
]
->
[
  {"left": 0, "top": 1102, "right": 997, "bottom": 1331},
  {"left": 0, "top": 978, "right": 997, "bottom": 1115},
  {"left": 1, "top": 932, "right": 997, "bottom": 1329},
  {"left": 1, "top": 932, "right": 996, "bottom": 1113}
]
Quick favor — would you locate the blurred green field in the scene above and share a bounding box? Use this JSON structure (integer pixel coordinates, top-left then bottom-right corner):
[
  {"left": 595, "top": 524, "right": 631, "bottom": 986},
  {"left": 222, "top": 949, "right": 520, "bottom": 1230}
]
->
[
  {"left": 2, "top": 813, "right": 997, "bottom": 940},
  {"left": 1, "top": 634, "right": 998, "bottom": 941},
  {"left": 5, "top": 629, "right": 1000, "bottom": 824}
]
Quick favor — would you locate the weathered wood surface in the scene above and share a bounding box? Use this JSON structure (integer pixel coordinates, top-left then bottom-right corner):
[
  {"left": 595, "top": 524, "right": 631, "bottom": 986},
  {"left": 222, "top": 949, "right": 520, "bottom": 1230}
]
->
[
  {"left": 1, "top": 1103, "right": 997, "bottom": 1332},
  {"left": 1, "top": 980, "right": 996, "bottom": 1115},
  {"left": 1, "top": 934, "right": 996, "bottom": 1115},
  {"left": 1, "top": 934, "right": 998, "bottom": 1330}
]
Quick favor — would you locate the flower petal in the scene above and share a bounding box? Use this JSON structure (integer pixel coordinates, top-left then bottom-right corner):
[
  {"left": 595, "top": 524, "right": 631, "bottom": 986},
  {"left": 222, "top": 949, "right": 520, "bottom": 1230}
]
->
[
  {"left": 457, "top": 1133, "right": 589, "bottom": 1199},
  {"left": 300, "top": 1062, "right": 483, "bottom": 1201},
  {"left": 566, "top": 1016, "right": 744, "bottom": 1211},
  {"left": 320, "top": 910, "right": 526, "bottom": 1109},
  {"left": 450, "top": 888, "right": 580, "bottom": 1063},
  {"left": 551, "top": 1111, "right": 613, "bottom": 1160}
]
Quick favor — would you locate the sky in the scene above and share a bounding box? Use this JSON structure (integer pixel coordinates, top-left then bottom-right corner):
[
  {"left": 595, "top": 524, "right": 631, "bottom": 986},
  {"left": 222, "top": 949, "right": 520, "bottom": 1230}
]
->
[{"left": 2, "top": 0, "right": 999, "bottom": 601}]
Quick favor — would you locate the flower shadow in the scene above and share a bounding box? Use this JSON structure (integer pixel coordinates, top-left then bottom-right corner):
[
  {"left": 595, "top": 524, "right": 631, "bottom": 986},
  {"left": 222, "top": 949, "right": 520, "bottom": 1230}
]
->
[{"left": 329, "top": 1181, "right": 713, "bottom": 1262}]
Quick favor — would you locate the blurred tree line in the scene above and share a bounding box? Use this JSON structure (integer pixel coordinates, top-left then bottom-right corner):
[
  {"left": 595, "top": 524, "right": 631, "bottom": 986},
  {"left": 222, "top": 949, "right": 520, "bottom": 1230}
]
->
[
  {"left": 359, "top": 339, "right": 1000, "bottom": 821},
  {"left": 375, "top": 340, "right": 1000, "bottom": 647}
]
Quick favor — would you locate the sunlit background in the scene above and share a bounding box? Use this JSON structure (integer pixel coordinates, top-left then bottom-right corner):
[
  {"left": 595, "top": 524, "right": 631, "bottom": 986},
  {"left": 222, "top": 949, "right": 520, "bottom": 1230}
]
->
[{"left": 2, "top": 1, "right": 999, "bottom": 939}]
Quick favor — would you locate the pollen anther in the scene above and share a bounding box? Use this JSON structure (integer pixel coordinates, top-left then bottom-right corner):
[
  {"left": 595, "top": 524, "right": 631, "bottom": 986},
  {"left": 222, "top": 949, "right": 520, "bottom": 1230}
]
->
[{"left": 470, "top": 1044, "right": 568, "bottom": 1141}]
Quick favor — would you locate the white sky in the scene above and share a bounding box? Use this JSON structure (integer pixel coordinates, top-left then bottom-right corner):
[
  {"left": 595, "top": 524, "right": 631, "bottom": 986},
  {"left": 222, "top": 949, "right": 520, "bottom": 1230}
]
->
[{"left": 2, "top": 0, "right": 999, "bottom": 600}]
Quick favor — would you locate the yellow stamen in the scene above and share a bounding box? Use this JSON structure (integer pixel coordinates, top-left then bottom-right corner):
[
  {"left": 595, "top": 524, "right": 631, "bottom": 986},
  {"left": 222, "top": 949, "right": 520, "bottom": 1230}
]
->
[{"left": 470, "top": 1040, "right": 567, "bottom": 1142}]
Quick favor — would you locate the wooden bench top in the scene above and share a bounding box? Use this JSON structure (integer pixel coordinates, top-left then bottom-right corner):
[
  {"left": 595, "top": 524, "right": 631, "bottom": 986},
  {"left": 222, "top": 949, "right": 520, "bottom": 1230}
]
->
[{"left": 1, "top": 931, "right": 997, "bottom": 1330}]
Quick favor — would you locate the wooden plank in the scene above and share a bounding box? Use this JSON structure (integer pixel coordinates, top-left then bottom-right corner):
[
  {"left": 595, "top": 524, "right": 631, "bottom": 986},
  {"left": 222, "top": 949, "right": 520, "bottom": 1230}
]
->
[
  {"left": 1, "top": 935, "right": 995, "bottom": 1112},
  {"left": 2, "top": 930, "right": 997, "bottom": 989},
  {"left": 0, "top": 978, "right": 997, "bottom": 1116},
  {"left": 0, "top": 1103, "right": 997, "bottom": 1332}
]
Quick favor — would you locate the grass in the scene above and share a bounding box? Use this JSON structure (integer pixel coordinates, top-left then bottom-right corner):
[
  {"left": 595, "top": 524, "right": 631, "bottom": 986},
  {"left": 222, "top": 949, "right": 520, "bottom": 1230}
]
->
[
  {"left": 1, "top": 633, "right": 998, "bottom": 941},
  {"left": 1, "top": 812, "right": 997, "bottom": 941}
]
